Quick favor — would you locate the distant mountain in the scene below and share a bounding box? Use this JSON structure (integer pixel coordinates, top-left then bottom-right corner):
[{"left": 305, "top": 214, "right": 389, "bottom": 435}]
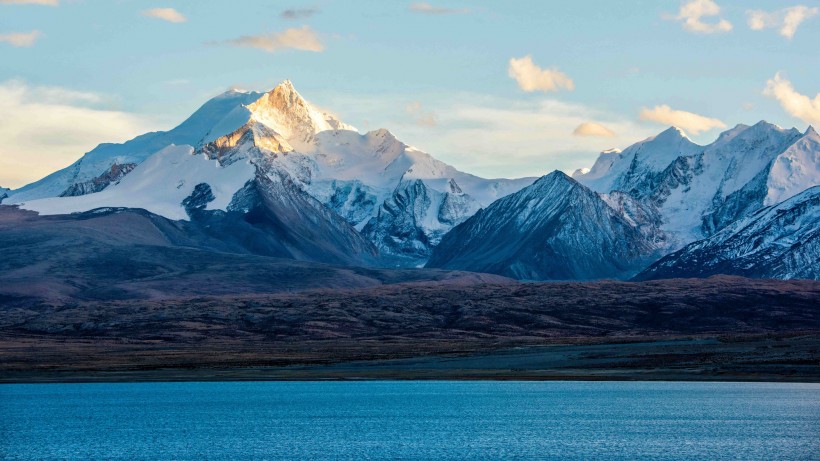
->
[
  {"left": 6, "top": 81, "right": 533, "bottom": 264},
  {"left": 426, "top": 171, "right": 663, "bottom": 280},
  {"left": 362, "top": 178, "right": 481, "bottom": 264},
  {"left": 6, "top": 90, "right": 266, "bottom": 203},
  {"left": 574, "top": 122, "right": 818, "bottom": 247},
  {"left": 2, "top": 80, "right": 817, "bottom": 280},
  {"left": 430, "top": 121, "right": 818, "bottom": 281},
  {"left": 635, "top": 186, "right": 819, "bottom": 281},
  {"left": 18, "top": 144, "right": 378, "bottom": 266}
]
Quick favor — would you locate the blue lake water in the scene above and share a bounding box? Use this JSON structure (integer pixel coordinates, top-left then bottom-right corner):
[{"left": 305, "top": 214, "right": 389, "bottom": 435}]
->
[{"left": 1, "top": 381, "right": 818, "bottom": 459}]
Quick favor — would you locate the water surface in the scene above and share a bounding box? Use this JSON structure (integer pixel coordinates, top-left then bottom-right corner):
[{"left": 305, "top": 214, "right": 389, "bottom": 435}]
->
[{"left": 1, "top": 381, "right": 818, "bottom": 459}]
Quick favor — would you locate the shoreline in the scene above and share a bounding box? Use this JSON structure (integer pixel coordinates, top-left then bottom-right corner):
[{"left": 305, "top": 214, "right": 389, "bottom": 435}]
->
[{"left": 4, "top": 334, "right": 818, "bottom": 384}]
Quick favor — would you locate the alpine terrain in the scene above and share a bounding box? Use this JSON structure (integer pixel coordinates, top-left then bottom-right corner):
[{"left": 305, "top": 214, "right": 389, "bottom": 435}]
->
[
  {"left": 427, "top": 122, "right": 818, "bottom": 280},
  {"left": 2, "top": 81, "right": 533, "bottom": 265},
  {"left": 635, "top": 186, "right": 820, "bottom": 280},
  {"left": 1, "top": 81, "right": 818, "bottom": 280}
]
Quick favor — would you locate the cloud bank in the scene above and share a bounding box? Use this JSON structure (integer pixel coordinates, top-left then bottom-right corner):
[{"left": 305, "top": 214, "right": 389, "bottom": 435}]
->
[
  {"left": 224, "top": 26, "right": 324, "bottom": 53},
  {"left": 639, "top": 105, "right": 726, "bottom": 134},
  {"left": 747, "top": 6, "right": 818, "bottom": 39},
  {"left": 673, "top": 0, "right": 732, "bottom": 34},
  {"left": 323, "top": 91, "right": 653, "bottom": 179},
  {"left": 508, "top": 56, "right": 574, "bottom": 93},
  {"left": 0, "top": 80, "right": 158, "bottom": 188},
  {"left": 764, "top": 73, "right": 820, "bottom": 126}
]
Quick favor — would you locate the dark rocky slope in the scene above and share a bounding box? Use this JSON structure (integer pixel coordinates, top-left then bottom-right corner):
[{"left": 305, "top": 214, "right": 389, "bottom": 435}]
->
[{"left": 427, "top": 171, "right": 662, "bottom": 280}]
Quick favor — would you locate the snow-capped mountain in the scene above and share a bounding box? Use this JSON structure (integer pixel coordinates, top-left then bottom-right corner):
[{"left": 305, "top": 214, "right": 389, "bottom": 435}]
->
[
  {"left": 20, "top": 143, "right": 379, "bottom": 266},
  {"left": 7, "top": 81, "right": 534, "bottom": 263},
  {"left": 430, "top": 121, "right": 818, "bottom": 281},
  {"left": 635, "top": 186, "right": 819, "bottom": 280},
  {"left": 574, "top": 121, "right": 817, "bottom": 247},
  {"left": 6, "top": 90, "right": 266, "bottom": 203},
  {"left": 426, "top": 171, "right": 664, "bottom": 280},
  {"left": 5, "top": 80, "right": 817, "bottom": 277}
]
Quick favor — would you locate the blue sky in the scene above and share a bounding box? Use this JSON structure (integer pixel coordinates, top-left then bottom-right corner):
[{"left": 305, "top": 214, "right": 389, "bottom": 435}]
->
[{"left": 1, "top": 0, "right": 818, "bottom": 187}]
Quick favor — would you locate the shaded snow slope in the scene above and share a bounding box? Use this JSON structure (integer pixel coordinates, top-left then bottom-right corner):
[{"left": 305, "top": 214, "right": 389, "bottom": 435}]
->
[
  {"left": 575, "top": 121, "right": 815, "bottom": 245},
  {"left": 636, "top": 186, "right": 820, "bottom": 280},
  {"left": 427, "top": 171, "right": 663, "bottom": 280}
]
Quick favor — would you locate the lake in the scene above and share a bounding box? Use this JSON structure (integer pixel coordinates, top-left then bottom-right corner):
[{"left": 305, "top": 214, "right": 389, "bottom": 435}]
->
[{"left": 1, "top": 381, "right": 818, "bottom": 459}]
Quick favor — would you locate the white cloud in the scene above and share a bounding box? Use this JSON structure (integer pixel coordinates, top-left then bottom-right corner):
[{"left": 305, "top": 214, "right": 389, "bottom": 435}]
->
[
  {"left": 224, "top": 26, "right": 324, "bottom": 53},
  {"left": 508, "top": 56, "right": 574, "bottom": 93},
  {"left": 763, "top": 73, "right": 820, "bottom": 126},
  {"left": 0, "top": 0, "right": 58, "bottom": 4},
  {"left": 639, "top": 105, "right": 726, "bottom": 134},
  {"left": 409, "top": 2, "right": 470, "bottom": 14},
  {"left": 0, "top": 80, "right": 159, "bottom": 188},
  {"left": 747, "top": 6, "right": 818, "bottom": 39},
  {"left": 0, "top": 30, "right": 41, "bottom": 47},
  {"left": 141, "top": 7, "right": 187, "bottom": 23},
  {"left": 573, "top": 122, "right": 616, "bottom": 137},
  {"left": 671, "top": 0, "right": 732, "bottom": 34}
]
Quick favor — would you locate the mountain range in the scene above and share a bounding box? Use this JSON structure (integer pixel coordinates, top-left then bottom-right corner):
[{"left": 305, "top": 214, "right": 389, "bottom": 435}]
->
[{"left": 1, "top": 80, "right": 817, "bottom": 283}]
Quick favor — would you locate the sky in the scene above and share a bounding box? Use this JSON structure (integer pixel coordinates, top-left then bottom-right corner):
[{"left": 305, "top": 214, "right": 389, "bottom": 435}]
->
[{"left": 0, "top": 0, "right": 818, "bottom": 188}]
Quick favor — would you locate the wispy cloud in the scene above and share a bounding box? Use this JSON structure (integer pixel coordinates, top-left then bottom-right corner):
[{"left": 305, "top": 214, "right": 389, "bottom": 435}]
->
[
  {"left": 281, "top": 7, "right": 318, "bottom": 20},
  {"left": 0, "top": 30, "right": 41, "bottom": 47},
  {"left": 670, "top": 0, "right": 732, "bottom": 34},
  {"left": 0, "top": 0, "right": 58, "bottom": 5},
  {"left": 224, "top": 26, "right": 324, "bottom": 53},
  {"left": 409, "top": 2, "right": 470, "bottom": 15},
  {"left": 322, "top": 92, "right": 653, "bottom": 179},
  {"left": 406, "top": 101, "right": 437, "bottom": 127},
  {"left": 764, "top": 73, "right": 820, "bottom": 126},
  {"left": 508, "top": 56, "right": 574, "bottom": 93},
  {"left": 141, "top": 7, "right": 187, "bottom": 23},
  {"left": 747, "top": 5, "right": 818, "bottom": 39},
  {"left": 639, "top": 105, "right": 726, "bottom": 134},
  {"left": 573, "top": 122, "right": 616, "bottom": 137},
  {"left": 0, "top": 80, "right": 158, "bottom": 188}
]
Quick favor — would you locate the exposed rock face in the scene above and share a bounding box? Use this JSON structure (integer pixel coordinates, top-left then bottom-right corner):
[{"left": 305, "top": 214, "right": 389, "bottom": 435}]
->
[
  {"left": 427, "top": 171, "right": 662, "bottom": 280},
  {"left": 636, "top": 186, "right": 820, "bottom": 281},
  {"left": 362, "top": 179, "right": 480, "bottom": 261},
  {"left": 228, "top": 171, "right": 380, "bottom": 266},
  {"left": 182, "top": 183, "right": 216, "bottom": 214},
  {"left": 60, "top": 162, "right": 137, "bottom": 197}
]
